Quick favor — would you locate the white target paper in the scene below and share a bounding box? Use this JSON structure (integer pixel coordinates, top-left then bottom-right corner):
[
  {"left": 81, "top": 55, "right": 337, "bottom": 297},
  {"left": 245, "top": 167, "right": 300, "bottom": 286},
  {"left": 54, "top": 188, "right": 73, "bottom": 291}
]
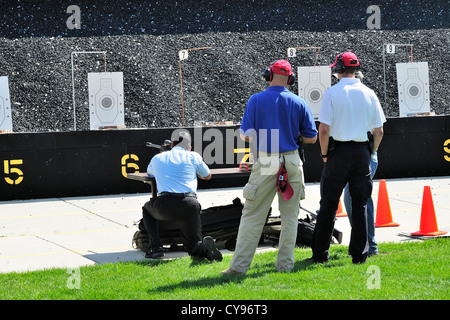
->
[
  {"left": 0, "top": 76, "right": 13, "bottom": 131},
  {"left": 88, "top": 72, "right": 124, "bottom": 130},
  {"left": 297, "top": 66, "right": 331, "bottom": 118},
  {"left": 396, "top": 62, "right": 430, "bottom": 117}
]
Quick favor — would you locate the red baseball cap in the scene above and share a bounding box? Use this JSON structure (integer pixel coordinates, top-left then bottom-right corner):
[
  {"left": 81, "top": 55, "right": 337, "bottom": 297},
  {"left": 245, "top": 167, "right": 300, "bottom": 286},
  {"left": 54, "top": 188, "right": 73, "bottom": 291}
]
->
[
  {"left": 277, "top": 162, "right": 294, "bottom": 201},
  {"left": 271, "top": 60, "right": 294, "bottom": 76},
  {"left": 329, "top": 51, "right": 360, "bottom": 68}
]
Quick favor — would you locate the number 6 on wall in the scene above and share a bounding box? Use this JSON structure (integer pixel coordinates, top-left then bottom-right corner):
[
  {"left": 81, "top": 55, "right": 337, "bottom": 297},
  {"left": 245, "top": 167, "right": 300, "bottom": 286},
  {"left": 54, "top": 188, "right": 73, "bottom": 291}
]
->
[
  {"left": 121, "top": 154, "right": 139, "bottom": 178},
  {"left": 4, "top": 159, "right": 23, "bottom": 185}
]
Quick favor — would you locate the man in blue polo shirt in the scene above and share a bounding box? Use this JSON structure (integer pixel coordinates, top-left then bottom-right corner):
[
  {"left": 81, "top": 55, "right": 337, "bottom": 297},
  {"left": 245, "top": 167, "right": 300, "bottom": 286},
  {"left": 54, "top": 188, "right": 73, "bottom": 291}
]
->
[{"left": 222, "top": 60, "right": 317, "bottom": 275}]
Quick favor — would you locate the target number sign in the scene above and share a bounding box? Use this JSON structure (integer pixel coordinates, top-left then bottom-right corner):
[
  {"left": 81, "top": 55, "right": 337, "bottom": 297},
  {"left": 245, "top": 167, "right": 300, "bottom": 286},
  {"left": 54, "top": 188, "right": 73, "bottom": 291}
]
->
[
  {"left": 287, "top": 48, "right": 297, "bottom": 58},
  {"left": 179, "top": 50, "right": 189, "bottom": 61},
  {"left": 386, "top": 44, "right": 396, "bottom": 54}
]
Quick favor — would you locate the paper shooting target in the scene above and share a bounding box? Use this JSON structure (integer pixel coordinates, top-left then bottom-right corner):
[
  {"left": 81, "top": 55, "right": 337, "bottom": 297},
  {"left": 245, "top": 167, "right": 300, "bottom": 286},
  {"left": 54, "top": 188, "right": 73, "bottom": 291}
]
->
[
  {"left": 0, "top": 76, "right": 13, "bottom": 131},
  {"left": 396, "top": 62, "right": 430, "bottom": 117},
  {"left": 88, "top": 72, "right": 124, "bottom": 130},
  {"left": 297, "top": 66, "right": 331, "bottom": 118}
]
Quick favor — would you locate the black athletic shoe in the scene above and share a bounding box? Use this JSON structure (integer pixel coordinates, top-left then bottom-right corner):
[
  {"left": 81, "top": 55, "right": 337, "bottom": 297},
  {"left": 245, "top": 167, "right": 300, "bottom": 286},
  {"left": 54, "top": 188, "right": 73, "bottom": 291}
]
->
[
  {"left": 304, "top": 256, "right": 328, "bottom": 264},
  {"left": 203, "top": 236, "right": 222, "bottom": 262},
  {"left": 352, "top": 257, "right": 367, "bottom": 264},
  {"left": 145, "top": 247, "right": 165, "bottom": 259}
]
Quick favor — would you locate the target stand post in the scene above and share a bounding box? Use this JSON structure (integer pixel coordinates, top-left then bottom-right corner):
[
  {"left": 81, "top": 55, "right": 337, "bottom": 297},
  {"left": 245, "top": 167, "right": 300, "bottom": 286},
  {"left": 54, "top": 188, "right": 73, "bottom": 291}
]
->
[
  {"left": 178, "top": 47, "right": 212, "bottom": 127},
  {"left": 71, "top": 51, "right": 107, "bottom": 131}
]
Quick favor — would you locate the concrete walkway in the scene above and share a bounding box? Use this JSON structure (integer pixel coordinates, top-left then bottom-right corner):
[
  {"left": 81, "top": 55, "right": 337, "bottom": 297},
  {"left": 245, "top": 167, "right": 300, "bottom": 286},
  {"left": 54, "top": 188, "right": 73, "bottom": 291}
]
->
[{"left": 1, "top": 176, "right": 449, "bottom": 273}]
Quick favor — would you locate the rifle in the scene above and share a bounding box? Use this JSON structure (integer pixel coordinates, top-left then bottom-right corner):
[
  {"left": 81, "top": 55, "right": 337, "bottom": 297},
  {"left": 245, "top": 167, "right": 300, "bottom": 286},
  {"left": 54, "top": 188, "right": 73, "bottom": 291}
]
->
[{"left": 145, "top": 139, "right": 172, "bottom": 152}]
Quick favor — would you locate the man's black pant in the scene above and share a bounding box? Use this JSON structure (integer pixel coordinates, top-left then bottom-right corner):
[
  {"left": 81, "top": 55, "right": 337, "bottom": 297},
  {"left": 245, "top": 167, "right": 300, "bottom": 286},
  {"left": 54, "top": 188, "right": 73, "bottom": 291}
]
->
[
  {"left": 142, "top": 194, "right": 208, "bottom": 258},
  {"left": 312, "top": 142, "right": 372, "bottom": 263}
]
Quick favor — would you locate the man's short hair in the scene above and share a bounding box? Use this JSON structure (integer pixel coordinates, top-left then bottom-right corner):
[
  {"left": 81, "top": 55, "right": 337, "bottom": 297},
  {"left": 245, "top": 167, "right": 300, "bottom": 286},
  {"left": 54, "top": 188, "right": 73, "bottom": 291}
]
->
[
  {"left": 342, "top": 66, "right": 358, "bottom": 74},
  {"left": 171, "top": 129, "right": 191, "bottom": 150}
]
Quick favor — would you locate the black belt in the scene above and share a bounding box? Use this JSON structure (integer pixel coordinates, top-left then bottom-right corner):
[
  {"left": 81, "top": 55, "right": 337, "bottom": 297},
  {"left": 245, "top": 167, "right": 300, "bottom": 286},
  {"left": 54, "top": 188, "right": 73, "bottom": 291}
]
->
[
  {"left": 158, "top": 192, "right": 197, "bottom": 198},
  {"left": 258, "top": 150, "right": 298, "bottom": 156},
  {"left": 334, "top": 140, "right": 368, "bottom": 145}
]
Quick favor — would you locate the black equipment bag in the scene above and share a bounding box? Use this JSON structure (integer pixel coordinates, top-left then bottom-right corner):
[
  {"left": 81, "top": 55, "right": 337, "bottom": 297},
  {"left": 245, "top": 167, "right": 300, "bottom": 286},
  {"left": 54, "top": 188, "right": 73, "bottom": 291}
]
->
[
  {"left": 133, "top": 197, "right": 244, "bottom": 252},
  {"left": 132, "top": 196, "right": 322, "bottom": 253},
  {"left": 262, "top": 215, "right": 315, "bottom": 247}
]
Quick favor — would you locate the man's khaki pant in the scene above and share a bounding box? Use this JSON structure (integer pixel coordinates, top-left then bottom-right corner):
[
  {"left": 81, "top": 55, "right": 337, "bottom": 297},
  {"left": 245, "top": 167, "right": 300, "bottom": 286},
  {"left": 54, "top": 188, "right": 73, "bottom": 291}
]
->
[{"left": 229, "top": 150, "right": 305, "bottom": 274}]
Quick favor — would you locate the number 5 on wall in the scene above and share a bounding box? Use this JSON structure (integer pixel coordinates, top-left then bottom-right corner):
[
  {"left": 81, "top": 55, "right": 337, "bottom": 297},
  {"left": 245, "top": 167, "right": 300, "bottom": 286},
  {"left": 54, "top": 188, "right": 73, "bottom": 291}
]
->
[{"left": 4, "top": 159, "right": 24, "bottom": 185}]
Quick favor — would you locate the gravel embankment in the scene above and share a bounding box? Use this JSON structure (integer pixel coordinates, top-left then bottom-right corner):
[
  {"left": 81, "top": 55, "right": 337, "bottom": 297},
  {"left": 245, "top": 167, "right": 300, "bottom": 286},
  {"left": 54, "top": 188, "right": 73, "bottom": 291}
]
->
[{"left": 0, "top": 0, "right": 448, "bottom": 132}]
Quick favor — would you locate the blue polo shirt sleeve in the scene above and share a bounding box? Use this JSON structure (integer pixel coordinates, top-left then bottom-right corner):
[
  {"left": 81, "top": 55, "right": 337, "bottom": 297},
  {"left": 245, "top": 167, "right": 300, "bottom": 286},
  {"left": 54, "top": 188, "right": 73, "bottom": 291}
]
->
[{"left": 239, "top": 94, "right": 257, "bottom": 137}]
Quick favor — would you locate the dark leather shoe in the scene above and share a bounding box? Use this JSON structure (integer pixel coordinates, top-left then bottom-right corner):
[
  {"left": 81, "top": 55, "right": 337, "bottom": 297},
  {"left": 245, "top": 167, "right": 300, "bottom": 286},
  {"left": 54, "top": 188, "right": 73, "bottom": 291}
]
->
[
  {"left": 352, "top": 258, "right": 367, "bottom": 264},
  {"left": 145, "top": 247, "right": 165, "bottom": 259},
  {"left": 305, "top": 256, "right": 328, "bottom": 264},
  {"left": 203, "top": 236, "right": 222, "bottom": 262}
]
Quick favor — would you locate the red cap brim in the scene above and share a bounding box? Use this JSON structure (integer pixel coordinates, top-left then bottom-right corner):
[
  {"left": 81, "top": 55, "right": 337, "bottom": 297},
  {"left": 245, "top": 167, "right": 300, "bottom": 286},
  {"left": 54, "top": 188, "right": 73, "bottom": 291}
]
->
[{"left": 329, "top": 54, "right": 339, "bottom": 68}]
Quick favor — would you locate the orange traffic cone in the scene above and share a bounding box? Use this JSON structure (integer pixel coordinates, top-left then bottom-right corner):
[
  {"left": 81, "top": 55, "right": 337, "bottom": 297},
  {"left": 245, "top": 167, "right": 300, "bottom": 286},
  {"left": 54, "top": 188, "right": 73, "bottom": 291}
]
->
[
  {"left": 410, "top": 186, "right": 447, "bottom": 236},
  {"left": 336, "top": 199, "right": 347, "bottom": 217},
  {"left": 375, "top": 180, "right": 400, "bottom": 227}
]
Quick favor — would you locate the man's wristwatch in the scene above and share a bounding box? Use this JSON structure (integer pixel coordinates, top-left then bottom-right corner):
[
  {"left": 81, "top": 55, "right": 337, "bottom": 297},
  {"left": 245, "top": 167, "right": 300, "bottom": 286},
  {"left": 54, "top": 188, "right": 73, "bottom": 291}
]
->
[{"left": 321, "top": 153, "right": 328, "bottom": 159}]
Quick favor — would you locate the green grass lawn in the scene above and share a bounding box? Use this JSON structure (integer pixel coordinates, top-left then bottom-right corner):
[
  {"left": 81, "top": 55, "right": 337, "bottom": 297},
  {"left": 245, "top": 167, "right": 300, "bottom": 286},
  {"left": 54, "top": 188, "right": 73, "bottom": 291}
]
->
[{"left": 1, "top": 238, "right": 449, "bottom": 300}]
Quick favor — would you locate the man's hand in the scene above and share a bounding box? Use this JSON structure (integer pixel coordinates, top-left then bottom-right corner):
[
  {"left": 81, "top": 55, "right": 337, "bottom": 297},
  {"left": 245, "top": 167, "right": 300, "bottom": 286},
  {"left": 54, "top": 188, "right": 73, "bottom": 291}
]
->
[{"left": 240, "top": 133, "right": 254, "bottom": 142}]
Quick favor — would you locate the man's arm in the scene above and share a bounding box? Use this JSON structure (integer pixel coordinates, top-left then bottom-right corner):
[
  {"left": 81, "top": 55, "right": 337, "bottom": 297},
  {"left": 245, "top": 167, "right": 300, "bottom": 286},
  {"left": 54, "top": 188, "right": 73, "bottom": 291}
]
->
[
  {"left": 319, "top": 122, "right": 330, "bottom": 162},
  {"left": 372, "top": 126, "right": 383, "bottom": 153},
  {"left": 240, "top": 133, "right": 254, "bottom": 142},
  {"left": 299, "top": 103, "right": 318, "bottom": 145},
  {"left": 301, "top": 135, "right": 317, "bottom": 144},
  {"left": 197, "top": 172, "right": 212, "bottom": 180},
  {"left": 195, "top": 153, "right": 212, "bottom": 180}
]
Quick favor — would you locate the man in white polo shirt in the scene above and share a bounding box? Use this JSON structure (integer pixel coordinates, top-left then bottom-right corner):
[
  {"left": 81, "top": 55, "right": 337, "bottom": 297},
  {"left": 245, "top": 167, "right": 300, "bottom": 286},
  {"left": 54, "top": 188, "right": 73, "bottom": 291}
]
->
[{"left": 310, "top": 51, "right": 385, "bottom": 264}]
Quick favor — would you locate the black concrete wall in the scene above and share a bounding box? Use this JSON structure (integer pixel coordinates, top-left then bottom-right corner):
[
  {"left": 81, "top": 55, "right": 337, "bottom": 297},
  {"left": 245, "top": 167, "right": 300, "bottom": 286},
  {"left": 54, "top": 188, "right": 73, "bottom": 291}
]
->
[{"left": 1, "top": 115, "right": 449, "bottom": 201}]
